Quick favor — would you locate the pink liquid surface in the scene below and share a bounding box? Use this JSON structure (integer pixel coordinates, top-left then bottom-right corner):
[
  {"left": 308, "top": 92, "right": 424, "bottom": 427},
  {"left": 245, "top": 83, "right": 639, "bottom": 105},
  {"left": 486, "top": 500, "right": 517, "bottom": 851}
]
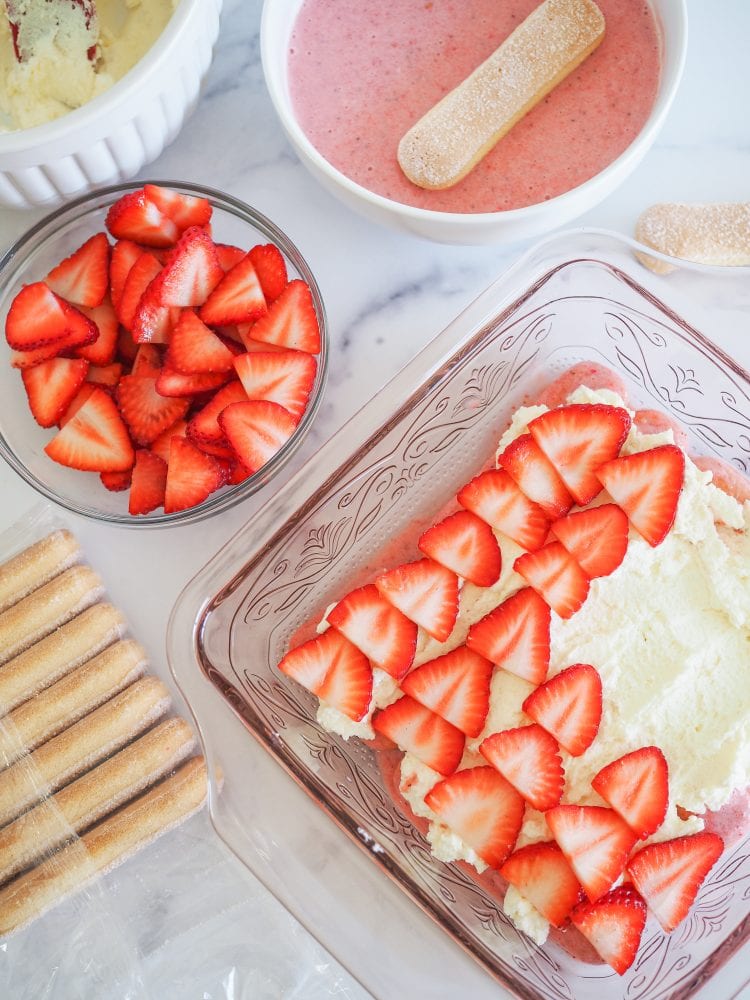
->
[{"left": 288, "top": 0, "right": 662, "bottom": 213}]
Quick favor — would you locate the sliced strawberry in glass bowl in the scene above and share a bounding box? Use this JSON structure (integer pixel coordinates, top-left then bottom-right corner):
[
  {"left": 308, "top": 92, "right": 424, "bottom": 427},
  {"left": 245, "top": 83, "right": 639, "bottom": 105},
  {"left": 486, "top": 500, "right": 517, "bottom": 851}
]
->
[{"left": 0, "top": 182, "right": 328, "bottom": 526}]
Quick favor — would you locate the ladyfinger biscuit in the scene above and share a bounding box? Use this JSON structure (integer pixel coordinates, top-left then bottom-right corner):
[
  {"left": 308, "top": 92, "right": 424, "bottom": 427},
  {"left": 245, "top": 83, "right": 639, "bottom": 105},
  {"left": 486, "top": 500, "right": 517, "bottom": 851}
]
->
[
  {"left": 636, "top": 203, "right": 750, "bottom": 274},
  {"left": 0, "top": 640, "right": 148, "bottom": 768},
  {"left": 0, "top": 676, "right": 171, "bottom": 826},
  {"left": 397, "top": 0, "right": 605, "bottom": 190},
  {"left": 0, "top": 756, "right": 207, "bottom": 937},
  {"left": 0, "top": 566, "right": 104, "bottom": 667},
  {"left": 0, "top": 531, "right": 81, "bottom": 615},
  {"left": 0, "top": 604, "right": 126, "bottom": 715},
  {"left": 0, "top": 717, "right": 196, "bottom": 885}
]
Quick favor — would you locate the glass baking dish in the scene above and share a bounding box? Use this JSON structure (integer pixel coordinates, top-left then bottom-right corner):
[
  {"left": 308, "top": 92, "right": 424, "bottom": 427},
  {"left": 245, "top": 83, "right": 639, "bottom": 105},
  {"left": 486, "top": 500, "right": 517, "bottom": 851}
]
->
[{"left": 168, "top": 230, "right": 750, "bottom": 1000}]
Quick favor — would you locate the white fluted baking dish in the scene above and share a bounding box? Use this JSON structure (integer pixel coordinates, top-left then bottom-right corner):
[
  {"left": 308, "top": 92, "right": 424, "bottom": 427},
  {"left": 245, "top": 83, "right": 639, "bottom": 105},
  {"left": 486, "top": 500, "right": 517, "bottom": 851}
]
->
[{"left": 0, "top": 0, "right": 223, "bottom": 210}]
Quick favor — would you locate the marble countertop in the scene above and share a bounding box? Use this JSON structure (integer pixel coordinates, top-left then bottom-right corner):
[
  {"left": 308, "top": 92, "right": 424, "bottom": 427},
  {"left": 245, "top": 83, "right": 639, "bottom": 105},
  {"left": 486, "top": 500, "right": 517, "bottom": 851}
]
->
[{"left": 1, "top": 1, "right": 749, "bottom": 997}]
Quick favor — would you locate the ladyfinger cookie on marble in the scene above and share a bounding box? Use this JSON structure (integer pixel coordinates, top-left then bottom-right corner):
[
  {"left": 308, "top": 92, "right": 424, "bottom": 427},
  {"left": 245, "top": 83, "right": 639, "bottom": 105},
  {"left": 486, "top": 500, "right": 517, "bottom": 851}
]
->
[
  {"left": 0, "top": 604, "right": 127, "bottom": 715},
  {"left": 0, "top": 640, "right": 148, "bottom": 768},
  {"left": 0, "top": 718, "right": 196, "bottom": 885},
  {"left": 0, "top": 676, "right": 171, "bottom": 826},
  {"left": 0, "top": 756, "right": 208, "bottom": 937},
  {"left": 635, "top": 202, "right": 750, "bottom": 273},
  {"left": 0, "top": 531, "right": 81, "bottom": 615},
  {"left": 397, "top": 0, "right": 605, "bottom": 190},
  {"left": 0, "top": 566, "right": 105, "bottom": 667}
]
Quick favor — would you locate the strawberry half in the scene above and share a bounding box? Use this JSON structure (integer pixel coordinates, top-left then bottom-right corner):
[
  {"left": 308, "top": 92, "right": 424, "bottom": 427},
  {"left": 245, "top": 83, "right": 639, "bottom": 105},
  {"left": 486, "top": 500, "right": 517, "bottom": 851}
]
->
[
  {"left": 546, "top": 804, "right": 638, "bottom": 902},
  {"left": 458, "top": 468, "right": 549, "bottom": 551},
  {"left": 596, "top": 445, "right": 685, "bottom": 547},
  {"left": 116, "top": 252, "right": 162, "bottom": 330},
  {"left": 514, "top": 542, "right": 590, "bottom": 619},
  {"left": 418, "top": 510, "right": 502, "bottom": 588},
  {"left": 374, "top": 558, "right": 459, "bottom": 642},
  {"left": 570, "top": 885, "right": 647, "bottom": 975},
  {"left": 479, "top": 724, "right": 564, "bottom": 811},
  {"left": 105, "top": 189, "right": 180, "bottom": 248},
  {"left": 550, "top": 504, "right": 629, "bottom": 579},
  {"left": 500, "top": 842, "right": 583, "bottom": 927},
  {"left": 116, "top": 373, "right": 190, "bottom": 446},
  {"left": 400, "top": 645, "right": 493, "bottom": 738},
  {"left": 109, "top": 239, "right": 144, "bottom": 312},
  {"left": 45, "top": 232, "right": 110, "bottom": 308},
  {"left": 522, "top": 663, "right": 602, "bottom": 757},
  {"left": 279, "top": 629, "right": 373, "bottom": 721},
  {"left": 528, "top": 404, "right": 631, "bottom": 506},
  {"left": 22, "top": 357, "right": 89, "bottom": 428},
  {"left": 198, "top": 254, "right": 268, "bottom": 326},
  {"left": 372, "top": 695, "right": 465, "bottom": 775},
  {"left": 424, "top": 766, "right": 524, "bottom": 868},
  {"left": 166, "top": 310, "right": 236, "bottom": 374},
  {"left": 591, "top": 747, "right": 669, "bottom": 839},
  {"left": 246, "top": 279, "right": 321, "bottom": 354},
  {"left": 466, "top": 587, "right": 550, "bottom": 685},
  {"left": 164, "top": 437, "right": 225, "bottom": 513},
  {"left": 327, "top": 583, "right": 417, "bottom": 679},
  {"left": 155, "top": 226, "right": 224, "bottom": 308},
  {"left": 187, "top": 380, "right": 248, "bottom": 444},
  {"left": 233, "top": 350, "right": 317, "bottom": 420},
  {"left": 248, "top": 243, "right": 288, "bottom": 303},
  {"left": 626, "top": 832, "right": 724, "bottom": 932},
  {"left": 497, "top": 433, "right": 573, "bottom": 519},
  {"left": 218, "top": 399, "right": 298, "bottom": 472},
  {"left": 143, "top": 184, "right": 212, "bottom": 233},
  {"left": 128, "top": 449, "right": 168, "bottom": 515},
  {"left": 45, "top": 386, "right": 134, "bottom": 472},
  {"left": 5, "top": 283, "right": 97, "bottom": 351}
]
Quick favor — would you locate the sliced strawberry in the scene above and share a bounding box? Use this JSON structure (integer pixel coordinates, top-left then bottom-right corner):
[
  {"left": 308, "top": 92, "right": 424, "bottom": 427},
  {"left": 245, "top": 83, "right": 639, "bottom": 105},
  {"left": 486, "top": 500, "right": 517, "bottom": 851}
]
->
[
  {"left": 546, "top": 805, "right": 638, "bottom": 902},
  {"left": 425, "top": 766, "right": 524, "bottom": 868},
  {"left": 86, "top": 362, "right": 122, "bottom": 388},
  {"left": 522, "top": 663, "right": 602, "bottom": 757},
  {"left": 500, "top": 842, "right": 583, "bottom": 927},
  {"left": 116, "top": 373, "right": 190, "bottom": 446},
  {"left": 76, "top": 296, "right": 118, "bottom": 366},
  {"left": 105, "top": 189, "right": 180, "bottom": 248},
  {"left": 233, "top": 350, "right": 317, "bottom": 420},
  {"left": 150, "top": 418, "right": 188, "bottom": 464},
  {"left": 22, "top": 357, "right": 89, "bottom": 428},
  {"left": 198, "top": 253, "right": 268, "bottom": 326},
  {"left": 528, "top": 404, "right": 631, "bottom": 506},
  {"left": 248, "top": 243, "right": 288, "bottom": 303},
  {"left": 193, "top": 439, "right": 236, "bottom": 460},
  {"left": 497, "top": 433, "right": 573, "bottom": 519},
  {"left": 128, "top": 448, "right": 168, "bottom": 515},
  {"left": 218, "top": 399, "right": 297, "bottom": 472},
  {"left": 225, "top": 460, "right": 252, "bottom": 485},
  {"left": 131, "top": 282, "right": 182, "bottom": 345},
  {"left": 627, "top": 832, "right": 724, "bottom": 932},
  {"left": 596, "top": 445, "right": 685, "bottom": 547},
  {"left": 163, "top": 436, "right": 225, "bottom": 514},
  {"left": 479, "top": 724, "right": 564, "bottom": 811},
  {"left": 116, "top": 325, "right": 138, "bottom": 364},
  {"left": 5, "top": 283, "right": 96, "bottom": 352},
  {"left": 11, "top": 343, "right": 69, "bottom": 369},
  {"left": 45, "top": 386, "right": 134, "bottom": 472},
  {"left": 458, "top": 468, "right": 549, "bottom": 551},
  {"left": 165, "top": 310, "right": 236, "bottom": 374},
  {"left": 238, "top": 329, "right": 289, "bottom": 354},
  {"left": 418, "top": 510, "right": 501, "bottom": 588},
  {"left": 58, "top": 384, "right": 96, "bottom": 428},
  {"left": 117, "top": 252, "right": 161, "bottom": 330},
  {"left": 45, "top": 232, "right": 110, "bottom": 308},
  {"left": 130, "top": 344, "right": 162, "bottom": 378},
  {"left": 592, "top": 747, "right": 669, "bottom": 839},
  {"left": 514, "top": 542, "right": 590, "bottom": 619},
  {"left": 570, "top": 885, "right": 647, "bottom": 975},
  {"left": 327, "top": 583, "right": 417, "bottom": 679},
  {"left": 374, "top": 558, "right": 459, "bottom": 642},
  {"left": 316, "top": 638, "right": 373, "bottom": 721},
  {"left": 550, "top": 505, "right": 629, "bottom": 580},
  {"left": 155, "top": 226, "right": 224, "bottom": 308},
  {"left": 187, "top": 380, "right": 248, "bottom": 444},
  {"left": 100, "top": 468, "right": 132, "bottom": 492},
  {"left": 215, "top": 244, "right": 247, "bottom": 272},
  {"left": 109, "top": 239, "right": 144, "bottom": 311},
  {"left": 466, "top": 587, "right": 550, "bottom": 685},
  {"left": 155, "top": 367, "right": 230, "bottom": 397},
  {"left": 246, "top": 279, "right": 321, "bottom": 354},
  {"left": 400, "top": 645, "right": 492, "bottom": 737},
  {"left": 143, "top": 184, "right": 212, "bottom": 232},
  {"left": 372, "top": 695, "right": 464, "bottom": 775}
]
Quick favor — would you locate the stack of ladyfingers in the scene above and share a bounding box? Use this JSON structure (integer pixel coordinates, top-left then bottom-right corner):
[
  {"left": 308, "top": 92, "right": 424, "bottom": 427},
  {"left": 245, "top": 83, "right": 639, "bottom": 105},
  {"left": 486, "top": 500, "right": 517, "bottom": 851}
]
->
[{"left": 0, "top": 529, "right": 207, "bottom": 936}]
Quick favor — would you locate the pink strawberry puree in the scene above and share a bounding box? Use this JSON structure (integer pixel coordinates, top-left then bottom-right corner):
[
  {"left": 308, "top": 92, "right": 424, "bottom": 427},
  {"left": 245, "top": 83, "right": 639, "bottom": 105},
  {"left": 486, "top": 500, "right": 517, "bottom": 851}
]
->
[{"left": 288, "top": 0, "right": 662, "bottom": 213}]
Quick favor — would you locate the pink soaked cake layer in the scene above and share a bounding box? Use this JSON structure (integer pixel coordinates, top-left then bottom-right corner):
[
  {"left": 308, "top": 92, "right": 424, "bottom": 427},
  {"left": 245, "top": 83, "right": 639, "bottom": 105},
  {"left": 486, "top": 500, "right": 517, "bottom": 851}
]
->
[{"left": 288, "top": 0, "right": 661, "bottom": 213}]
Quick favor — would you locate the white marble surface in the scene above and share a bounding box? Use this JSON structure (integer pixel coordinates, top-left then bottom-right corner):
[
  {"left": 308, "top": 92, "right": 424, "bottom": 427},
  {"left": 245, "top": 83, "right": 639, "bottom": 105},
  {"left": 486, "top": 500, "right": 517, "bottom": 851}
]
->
[{"left": 0, "top": 1, "right": 749, "bottom": 997}]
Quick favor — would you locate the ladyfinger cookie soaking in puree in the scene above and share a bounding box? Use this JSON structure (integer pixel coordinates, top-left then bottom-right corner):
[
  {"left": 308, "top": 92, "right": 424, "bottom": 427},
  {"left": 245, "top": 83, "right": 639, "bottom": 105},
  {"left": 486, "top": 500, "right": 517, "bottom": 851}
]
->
[{"left": 289, "top": 0, "right": 661, "bottom": 211}]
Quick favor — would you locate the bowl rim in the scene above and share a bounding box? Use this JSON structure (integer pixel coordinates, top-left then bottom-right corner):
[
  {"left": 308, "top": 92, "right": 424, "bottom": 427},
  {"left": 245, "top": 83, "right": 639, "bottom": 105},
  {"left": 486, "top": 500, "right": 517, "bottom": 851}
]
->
[
  {"left": 0, "top": 0, "right": 216, "bottom": 151},
  {"left": 0, "top": 180, "right": 329, "bottom": 529},
  {"left": 260, "top": 0, "right": 689, "bottom": 226}
]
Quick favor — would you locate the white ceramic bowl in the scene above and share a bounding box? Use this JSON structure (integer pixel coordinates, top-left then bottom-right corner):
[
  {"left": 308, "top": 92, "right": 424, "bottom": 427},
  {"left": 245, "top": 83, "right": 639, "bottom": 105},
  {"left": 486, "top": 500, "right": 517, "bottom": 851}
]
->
[
  {"left": 261, "top": 0, "right": 688, "bottom": 245},
  {"left": 0, "top": 0, "right": 223, "bottom": 210}
]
